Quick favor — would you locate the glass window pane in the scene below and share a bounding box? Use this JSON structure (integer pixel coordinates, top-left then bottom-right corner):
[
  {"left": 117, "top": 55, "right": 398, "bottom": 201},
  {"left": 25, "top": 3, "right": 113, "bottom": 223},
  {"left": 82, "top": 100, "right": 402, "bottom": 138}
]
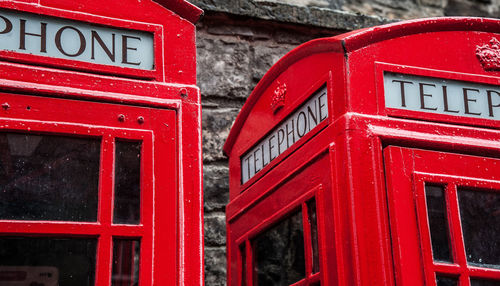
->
[
  {"left": 240, "top": 244, "right": 246, "bottom": 286},
  {"left": 0, "top": 133, "right": 100, "bottom": 221},
  {"left": 458, "top": 188, "right": 500, "bottom": 268},
  {"left": 425, "top": 185, "right": 453, "bottom": 262},
  {"left": 436, "top": 275, "right": 458, "bottom": 286},
  {"left": 253, "top": 210, "right": 305, "bottom": 286},
  {"left": 112, "top": 239, "right": 140, "bottom": 286},
  {"left": 307, "top": 199, "right": 320, "bottom": 274},
  {"left": 0, "top": 237, "right": 97, "bottom": 286},
  {"left": 470, "top": 278, "right": 500, "bottom": 286},
  {"left": 114, "top": 140, "right": 141, "bottom": 225}
]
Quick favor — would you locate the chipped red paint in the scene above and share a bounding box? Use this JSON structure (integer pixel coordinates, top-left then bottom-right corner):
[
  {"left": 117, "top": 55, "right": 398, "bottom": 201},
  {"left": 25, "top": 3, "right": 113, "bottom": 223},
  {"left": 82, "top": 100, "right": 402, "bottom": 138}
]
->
[
  {"left": 225, "top": 17, "right": 500, "bottom": 286},
  {"left": 0, "top": 0, "right": 203, "bottom": 285}
]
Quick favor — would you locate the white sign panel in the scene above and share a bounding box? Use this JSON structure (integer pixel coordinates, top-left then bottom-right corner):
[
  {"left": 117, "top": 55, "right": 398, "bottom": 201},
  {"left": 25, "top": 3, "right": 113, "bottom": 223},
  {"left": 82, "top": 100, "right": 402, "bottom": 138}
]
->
[
  {"left": 384, "top": 72, "right": 500, "bottom": 120},
  {"left": 0, "top": 9, "right": 154, "bottom": 70},
  {"left": 241, "top": 86, "right": 328, "bottom": 184}
]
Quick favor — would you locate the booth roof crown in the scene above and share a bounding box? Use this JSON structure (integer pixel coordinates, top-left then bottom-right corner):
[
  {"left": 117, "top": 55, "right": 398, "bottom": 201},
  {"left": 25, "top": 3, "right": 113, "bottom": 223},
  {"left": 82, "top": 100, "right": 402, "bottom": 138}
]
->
[
  {"left": 476, "top": 38, "right": 500, "bottom": 71},
  {"left": 271, "top": 82, "right": 287, "bottom": 113}
]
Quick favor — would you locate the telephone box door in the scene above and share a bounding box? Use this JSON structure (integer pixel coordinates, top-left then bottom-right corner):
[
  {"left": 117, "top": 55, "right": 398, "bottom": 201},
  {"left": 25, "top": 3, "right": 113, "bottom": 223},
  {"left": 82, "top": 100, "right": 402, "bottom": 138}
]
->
[
  {"left": 0, "top": 92, "right": 176, "bottom": 285},
  {"left": 384, "top": 146, "right": 500, "bottom": 286}
]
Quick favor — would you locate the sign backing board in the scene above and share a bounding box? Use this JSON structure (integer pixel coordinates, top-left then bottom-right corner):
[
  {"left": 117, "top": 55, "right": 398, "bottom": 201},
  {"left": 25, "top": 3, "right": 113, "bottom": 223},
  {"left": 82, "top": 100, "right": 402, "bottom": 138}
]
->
[
  {"left": 384, "top": 72, "right": 500, "bottom": 120},
  {"left": 0, "top": 9, "right": 154, "bottom": 70},
  {"left": 241, "top": 86, "right": 328, "bottom": 183}
]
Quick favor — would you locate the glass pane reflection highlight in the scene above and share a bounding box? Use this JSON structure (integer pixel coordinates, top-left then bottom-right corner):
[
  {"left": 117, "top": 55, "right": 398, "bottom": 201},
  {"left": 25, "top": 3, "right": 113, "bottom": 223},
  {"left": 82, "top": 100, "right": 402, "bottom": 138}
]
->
[
  {"left": 458, "top": 188, "right": 500, "bottom": 268},
  {"left": 254, "top": 210, "right": 305, "bottom": 286},
  {"left": 112, "top": 239, "right": 140, "bottom": 286},
  {"left": 113, "top": 140, "right": 141, "bottom": 225},
  {"left": 0, "top": 133, "right": 100, "bottom": 221},
  {"left": 0, "top": 237, "right": 97, "bottom": 286},
  {"left": 425, "top": 185, "right": 453, "bottom": 262}
]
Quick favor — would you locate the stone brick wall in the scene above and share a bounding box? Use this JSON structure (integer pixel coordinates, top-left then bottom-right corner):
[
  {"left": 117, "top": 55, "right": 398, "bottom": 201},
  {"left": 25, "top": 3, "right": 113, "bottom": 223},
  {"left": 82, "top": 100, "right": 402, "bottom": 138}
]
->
[{"left": 193, "top": 0, "right": 499, "bottom": 284}]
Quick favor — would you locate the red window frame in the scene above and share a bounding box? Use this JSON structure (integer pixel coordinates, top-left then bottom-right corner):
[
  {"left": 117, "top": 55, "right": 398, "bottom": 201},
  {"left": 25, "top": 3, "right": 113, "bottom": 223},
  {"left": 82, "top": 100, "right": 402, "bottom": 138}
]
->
[
  {"left": 384, "top": 146, "right": 500, "bottom": 286},
  {"left": 237, "top": 186, "right": 324, "bottom": 286},
  {"left": 0, "top": 91, "right": 176, "bottom": 285},
  {"left": 414, "top": 173, "right": 500, "bottom": 285}
]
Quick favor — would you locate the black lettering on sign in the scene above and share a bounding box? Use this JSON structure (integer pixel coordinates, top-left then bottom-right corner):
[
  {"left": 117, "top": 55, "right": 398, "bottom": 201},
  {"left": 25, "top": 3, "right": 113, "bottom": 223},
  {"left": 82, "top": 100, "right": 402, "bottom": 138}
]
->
[
  {"left": 297, "top": 111, "right": 307, "bottom": 138},
  {"left": 0, "top": 10, "right": 154, "bottom": 70},
  {"left": 19, "top": 19, "right": 47, "bottom": 53},
  {"left": 487, "top": 90, "right": 500, "bottom": 117},
  {"left": 463, "top": 88, "right": 481, "bottom": 116},
  {"left": 419, "top": 83, "right": 437, "bottom": 111},
  {"left": 55, "top": 26, "right": 86, "bottom": 57},
  {"left": 240, "top": 86, "right": 329, "bottom": 184},
  {"left": 122, "top": 35, "right": 141, "bottom": 66},
  {"left": 385, "top": 72, "right": 500, "bottom": 121},
  {"left": 91, "top": 30, "right": 115, "bottom": 61},
  {"left": 392, "top": 79, "right": 413, "bottom": 107},
  {"left": 442, "top": 85, "right": 459, "bottom": 113},
  {"left": 0, "top": 15, "right": 12, "bottom": 34}
]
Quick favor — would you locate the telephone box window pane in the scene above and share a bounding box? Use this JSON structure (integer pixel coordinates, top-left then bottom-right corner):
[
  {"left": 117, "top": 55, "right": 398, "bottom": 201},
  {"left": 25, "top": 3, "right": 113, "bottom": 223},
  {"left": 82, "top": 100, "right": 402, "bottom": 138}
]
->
[
  {"left": 436, "top": 275, "right": 458, "bottom": 286},
  {"left": 307, "top": 199, "right": 320, "bottom": 274},
  {"left": 458, "top": 188, "right": 500, "bottom": 267},
  {"left": 0, "top": 133, "right": 100, "bottom": 221},
  {"left": 114, "top": 140, "right": 141, "bottom": 225},
  {"left": 425, "top": 185, "right": 452, "bottom": 262},
  {"left": 112, "top": 239, "right": 140, "bottom": 286},
  {"left": 240, "top": 244, "right": 246, "bottom": 286},
  {"left": 254, "top": 210, "right": 305, "bottom": 285},
  {"left": 0, "top": 237, "right": 97, "bottom": 286},
  {"left": 470, "top": 278, "right": 500, "bottom": 286}
]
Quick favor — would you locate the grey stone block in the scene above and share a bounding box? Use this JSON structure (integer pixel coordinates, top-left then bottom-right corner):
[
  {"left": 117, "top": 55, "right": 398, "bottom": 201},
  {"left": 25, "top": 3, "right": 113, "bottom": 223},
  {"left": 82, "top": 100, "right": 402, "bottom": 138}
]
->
[
  {"left": 197, "top": 36, "right": 253, "bottom": 99},
  {"left": 203, "top": 164, "right": 230, "bottom": 212},
  {"left": 205, "top": 213, "right": 227, "bottom": 246},
  {"left": 202, "top": 108, "right": 239, "bottom": 162},
  {"left": 205, "top": 247, "right": 227, "bottom": 286}
]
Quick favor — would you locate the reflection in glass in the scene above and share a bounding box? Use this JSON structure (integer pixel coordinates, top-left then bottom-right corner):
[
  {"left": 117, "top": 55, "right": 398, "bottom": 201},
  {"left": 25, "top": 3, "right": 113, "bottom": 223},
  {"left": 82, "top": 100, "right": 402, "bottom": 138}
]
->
[
  {"left": 240, "top": 244, "right": 246, "bottom": 286},
  {"left": 470, "top": 278, "right": 500, "bottom": 286},
  {"left": 436, "top": 275, "right": 458, "bottom": 286},
  {"left": 458, "top": 188, "right": 500, "bottom": 268},
  {"left": 254, "top": 210, "right": 305, "bottom": 285},
  {"left": 0, "top": 133, "right": 100, "bottom": 221},
  {"left": 114, "top": 140, "right": 141, "bottom": 225},
  {"left": 425, "top": 185, "right": 452, "bottom": 262},
  {"left": 112, "top": 239, "right": 140, "bottom": 286},
  {"left": 0, "top": 237, "right": 97, "bottom": 286},
  {"left": 307, "top": 199, "right": 320, "bottom": 273}
]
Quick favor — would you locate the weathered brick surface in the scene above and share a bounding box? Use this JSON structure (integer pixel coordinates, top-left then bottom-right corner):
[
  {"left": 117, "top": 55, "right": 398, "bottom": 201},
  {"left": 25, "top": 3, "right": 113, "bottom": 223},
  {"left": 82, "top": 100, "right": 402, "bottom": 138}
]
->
[{"left": 196, "top": 0, "right": 500, "bottom": 285}]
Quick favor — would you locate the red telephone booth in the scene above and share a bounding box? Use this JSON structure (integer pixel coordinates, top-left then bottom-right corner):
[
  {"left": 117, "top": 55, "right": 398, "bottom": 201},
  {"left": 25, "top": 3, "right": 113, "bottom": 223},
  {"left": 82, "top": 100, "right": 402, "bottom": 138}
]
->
[
  {"left": 224, "top": 18, "right": 500, "bottom": 286},
  {"left": 0, "top": 0, "right": 203, "bottom": 285}
]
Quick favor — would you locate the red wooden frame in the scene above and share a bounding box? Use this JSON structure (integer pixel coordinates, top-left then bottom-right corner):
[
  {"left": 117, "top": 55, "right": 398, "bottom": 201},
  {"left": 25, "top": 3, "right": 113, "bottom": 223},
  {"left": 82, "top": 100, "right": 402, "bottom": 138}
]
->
[
  {"left": 385, "top": 147, "right": 500, "bottom": 286},
  {"left": 0, "top": 0, "right": 203, "bottom": 285},
  {"left": 235, "top": 185, "right": 324, "bottom": 286},
  {"left": 226, "top": 17, "right": 500, "bottom": 286},
  {"left": 0, "top": 93, "right": 166, "bottom": 285}
]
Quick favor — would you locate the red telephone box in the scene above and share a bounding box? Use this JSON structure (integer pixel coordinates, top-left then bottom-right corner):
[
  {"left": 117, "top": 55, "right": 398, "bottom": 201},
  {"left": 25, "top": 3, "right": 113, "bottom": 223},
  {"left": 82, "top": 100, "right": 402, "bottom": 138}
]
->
[
  {"left": 224, "top": 18, "right": 500, "bottom": 286},
  {"left": 0, "top": 0, "right": 203, "bottom": 285}
]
